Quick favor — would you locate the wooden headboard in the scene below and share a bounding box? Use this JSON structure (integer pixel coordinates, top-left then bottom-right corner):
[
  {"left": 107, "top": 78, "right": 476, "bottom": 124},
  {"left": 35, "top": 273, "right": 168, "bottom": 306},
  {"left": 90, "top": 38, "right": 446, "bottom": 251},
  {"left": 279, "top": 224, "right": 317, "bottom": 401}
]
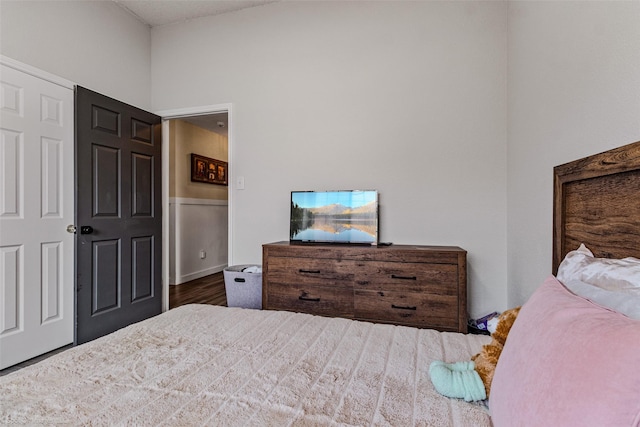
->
[{"left": 553, "top": 140, "right": 640, "bottom": 274}]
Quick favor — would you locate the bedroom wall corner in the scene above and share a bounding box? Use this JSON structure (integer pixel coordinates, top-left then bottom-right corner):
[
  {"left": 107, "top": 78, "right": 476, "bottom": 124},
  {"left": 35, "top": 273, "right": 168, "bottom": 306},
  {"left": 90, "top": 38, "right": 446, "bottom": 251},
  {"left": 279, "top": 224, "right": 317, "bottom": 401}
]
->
[{"left": 506, "top": 1, "right": 640, "bottom": 307}]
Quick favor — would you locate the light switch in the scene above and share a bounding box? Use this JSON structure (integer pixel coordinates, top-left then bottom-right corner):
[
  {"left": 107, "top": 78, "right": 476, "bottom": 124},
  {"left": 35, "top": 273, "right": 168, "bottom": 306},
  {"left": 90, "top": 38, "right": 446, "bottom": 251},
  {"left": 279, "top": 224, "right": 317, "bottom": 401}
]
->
[{"left": 237, "top": 176, "right": 245, "bottom": 190}]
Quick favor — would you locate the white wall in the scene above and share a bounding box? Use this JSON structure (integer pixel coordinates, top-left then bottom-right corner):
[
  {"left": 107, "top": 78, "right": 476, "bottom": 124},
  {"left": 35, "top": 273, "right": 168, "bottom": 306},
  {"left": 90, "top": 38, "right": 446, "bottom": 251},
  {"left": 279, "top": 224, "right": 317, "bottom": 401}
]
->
[
  {"left": 0, "top": 0, "right": 152, "bottom": 110},
  {"left": 169, "top": 198, "right": 228, "bottom": 284},
  {"left": 152, "top": 1, "right": 508, "bottom": 317},
  {"left": 507, "top": 1, "right": 640, "bottom": 306}
]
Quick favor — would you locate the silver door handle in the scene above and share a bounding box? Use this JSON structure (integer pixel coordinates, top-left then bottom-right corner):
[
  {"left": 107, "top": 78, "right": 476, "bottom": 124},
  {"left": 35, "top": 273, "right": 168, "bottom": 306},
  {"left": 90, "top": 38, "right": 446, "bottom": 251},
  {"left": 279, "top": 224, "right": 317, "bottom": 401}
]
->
[{"left": 66, "top": 225, "right": 77, "bottom": 234}]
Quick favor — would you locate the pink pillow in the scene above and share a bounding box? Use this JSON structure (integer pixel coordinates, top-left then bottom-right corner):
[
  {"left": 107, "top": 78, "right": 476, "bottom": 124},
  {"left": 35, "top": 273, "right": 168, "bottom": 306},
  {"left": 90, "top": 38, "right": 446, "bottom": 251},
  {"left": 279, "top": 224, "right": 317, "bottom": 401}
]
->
[{"left": 490, "top": 276, "right": 640, "bottom": 427}]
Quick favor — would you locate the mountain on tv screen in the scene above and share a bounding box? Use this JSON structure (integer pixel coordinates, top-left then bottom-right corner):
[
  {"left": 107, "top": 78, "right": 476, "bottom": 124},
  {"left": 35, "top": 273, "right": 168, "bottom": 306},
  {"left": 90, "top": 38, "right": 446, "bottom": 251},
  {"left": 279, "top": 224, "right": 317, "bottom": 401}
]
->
[{"left": 290, "top": 190, "right": 378, "bottom": 245}]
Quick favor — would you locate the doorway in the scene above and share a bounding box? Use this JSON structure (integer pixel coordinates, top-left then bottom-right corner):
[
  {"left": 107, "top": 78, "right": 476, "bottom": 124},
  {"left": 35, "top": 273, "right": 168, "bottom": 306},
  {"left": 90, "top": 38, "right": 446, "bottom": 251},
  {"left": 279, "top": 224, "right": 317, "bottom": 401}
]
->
[{"left": 158, "top": 105, "right": 232, "bottom": 311}]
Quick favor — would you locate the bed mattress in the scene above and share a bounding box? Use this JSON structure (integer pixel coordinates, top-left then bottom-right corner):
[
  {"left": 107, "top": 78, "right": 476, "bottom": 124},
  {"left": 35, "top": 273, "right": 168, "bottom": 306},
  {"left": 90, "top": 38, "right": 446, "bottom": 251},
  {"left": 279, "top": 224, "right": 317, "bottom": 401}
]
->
[{"left": 1, "top": 304, "right": 491, "bottom": 426}]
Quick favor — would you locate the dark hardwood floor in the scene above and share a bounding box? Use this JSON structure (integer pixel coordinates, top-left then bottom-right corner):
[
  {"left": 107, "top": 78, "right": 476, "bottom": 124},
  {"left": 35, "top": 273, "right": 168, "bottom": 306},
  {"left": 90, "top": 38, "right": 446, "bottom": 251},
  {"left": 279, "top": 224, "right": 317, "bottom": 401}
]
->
[{"left": 169, "top": 271, "right": 227, "bottom": 308}]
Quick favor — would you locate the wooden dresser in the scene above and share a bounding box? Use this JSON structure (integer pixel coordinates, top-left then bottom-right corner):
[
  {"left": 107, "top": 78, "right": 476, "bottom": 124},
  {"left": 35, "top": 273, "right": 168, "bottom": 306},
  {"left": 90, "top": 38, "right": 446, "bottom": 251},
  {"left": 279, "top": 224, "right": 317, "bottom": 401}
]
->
[{"left": 262, "top": 241, "right": 467, "bottom": 333}]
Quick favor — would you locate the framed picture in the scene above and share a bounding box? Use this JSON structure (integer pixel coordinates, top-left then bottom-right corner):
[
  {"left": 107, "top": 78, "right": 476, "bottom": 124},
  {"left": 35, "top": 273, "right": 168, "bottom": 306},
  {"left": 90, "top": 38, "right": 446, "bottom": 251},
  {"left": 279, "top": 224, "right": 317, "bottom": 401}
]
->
[{"left": 191, "top": 153, "right": 228, "bottom": 186}]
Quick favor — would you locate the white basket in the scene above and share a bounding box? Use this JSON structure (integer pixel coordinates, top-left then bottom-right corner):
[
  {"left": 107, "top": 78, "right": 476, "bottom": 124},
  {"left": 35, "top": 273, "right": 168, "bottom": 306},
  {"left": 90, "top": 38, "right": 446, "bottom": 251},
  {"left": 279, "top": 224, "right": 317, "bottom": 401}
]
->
[{"left": 223, "top": 265, "right": 262, "bottom": 309}]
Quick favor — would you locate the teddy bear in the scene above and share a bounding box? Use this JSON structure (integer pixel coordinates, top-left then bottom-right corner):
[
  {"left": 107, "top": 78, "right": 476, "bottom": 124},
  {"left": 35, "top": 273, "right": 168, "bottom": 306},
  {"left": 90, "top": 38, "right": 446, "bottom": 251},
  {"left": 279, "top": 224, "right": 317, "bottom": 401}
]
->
[
  {"left": 472, "top": 306, "right": 521, "bottom": 397},
  {"left": 429, "top": 306, "right": 521, "bottom": 402}
]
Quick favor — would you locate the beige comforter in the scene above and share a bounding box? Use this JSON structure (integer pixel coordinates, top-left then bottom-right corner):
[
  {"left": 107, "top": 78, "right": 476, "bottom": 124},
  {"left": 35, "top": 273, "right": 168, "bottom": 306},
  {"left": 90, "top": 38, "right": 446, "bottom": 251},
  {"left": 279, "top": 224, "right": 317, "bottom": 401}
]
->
[{"left": 1, "top": 304, "right": 491, "bottom": 426}]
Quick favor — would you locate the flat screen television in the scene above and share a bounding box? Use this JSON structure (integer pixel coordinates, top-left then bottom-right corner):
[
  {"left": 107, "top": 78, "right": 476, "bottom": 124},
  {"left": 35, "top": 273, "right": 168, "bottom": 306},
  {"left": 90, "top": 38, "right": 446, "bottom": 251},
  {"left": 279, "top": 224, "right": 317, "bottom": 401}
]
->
[{"left": 290, "top": 190, "right": 379, "bottom": 245}]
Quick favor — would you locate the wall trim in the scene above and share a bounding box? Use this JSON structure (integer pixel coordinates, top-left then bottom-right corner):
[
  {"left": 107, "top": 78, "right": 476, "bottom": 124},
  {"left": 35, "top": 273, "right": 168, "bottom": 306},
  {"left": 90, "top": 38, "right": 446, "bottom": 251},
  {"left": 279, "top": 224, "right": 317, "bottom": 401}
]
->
[
  {"left": 170, "top": 197, "right": 228, "bottom": 206},
  {"left": 0, "top": 55, "right": 75, "bottom": 89},
  {"left": 156, "top": 104, "right": 232, "bottom": 119}
]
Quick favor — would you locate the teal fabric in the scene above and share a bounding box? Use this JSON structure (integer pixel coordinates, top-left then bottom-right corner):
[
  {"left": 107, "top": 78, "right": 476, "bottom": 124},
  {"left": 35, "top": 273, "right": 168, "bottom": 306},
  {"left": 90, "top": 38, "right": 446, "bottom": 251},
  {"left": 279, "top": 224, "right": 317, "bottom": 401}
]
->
[{"left": 429, "top": 360, "right": 487, "bottom": 402}]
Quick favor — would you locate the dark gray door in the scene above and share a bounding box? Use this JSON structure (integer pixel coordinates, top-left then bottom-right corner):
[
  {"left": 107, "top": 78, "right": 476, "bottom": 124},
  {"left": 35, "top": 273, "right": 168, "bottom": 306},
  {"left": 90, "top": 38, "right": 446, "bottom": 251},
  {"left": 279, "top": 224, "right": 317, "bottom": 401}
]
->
[{"left": 75, "top": 86, "right": 162, "bottom": 344}]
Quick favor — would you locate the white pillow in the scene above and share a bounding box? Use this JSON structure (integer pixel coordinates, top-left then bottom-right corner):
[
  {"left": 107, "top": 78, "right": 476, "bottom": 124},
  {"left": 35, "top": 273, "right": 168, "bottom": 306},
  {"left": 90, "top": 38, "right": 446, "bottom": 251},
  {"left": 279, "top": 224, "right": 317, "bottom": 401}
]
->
[
  {"left": 557, "top": 243, "right": 640, "bottom": 294},
  {"left": 562, "top": 278, "right": 640, "bottom": 320}
]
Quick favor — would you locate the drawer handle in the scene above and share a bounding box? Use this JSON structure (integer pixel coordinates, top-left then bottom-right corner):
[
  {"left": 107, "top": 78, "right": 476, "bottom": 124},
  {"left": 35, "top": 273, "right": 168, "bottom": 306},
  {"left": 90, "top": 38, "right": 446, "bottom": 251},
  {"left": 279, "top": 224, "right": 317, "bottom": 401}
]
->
[
  {"left": 299, "top": 296, "right": 321, "bottom": 302},
  {"left": 392, "top": 304, "right": 417, "bottom": 311},
  {"left": 391, "top": 274, "right": 417, "bottom": 281},
  {"left": 299, "top": 269, "right": 321, "bottom": 274},
  {"left": 234, "top": 278, "right": 246, "bottom": 282}
]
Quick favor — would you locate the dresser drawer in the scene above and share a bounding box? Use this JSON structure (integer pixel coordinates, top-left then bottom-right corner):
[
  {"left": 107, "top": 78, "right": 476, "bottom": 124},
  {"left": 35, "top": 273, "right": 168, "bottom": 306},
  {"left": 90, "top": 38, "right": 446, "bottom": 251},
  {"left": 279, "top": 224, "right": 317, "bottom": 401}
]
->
[
  {"left": 267, "top": 282, "right": 354, "bottom": 318},
  {"left": 354, "top": 289, "right": 458, "bottom": 329},
  {"left": 267, "top": 257, "right": 357, "bottom": 288},
  {"left": 352, "top": 261, "right": 459, "bottom": 293},
  {"left": 263, "top": 242, "right": 467, "bottom": 333}
]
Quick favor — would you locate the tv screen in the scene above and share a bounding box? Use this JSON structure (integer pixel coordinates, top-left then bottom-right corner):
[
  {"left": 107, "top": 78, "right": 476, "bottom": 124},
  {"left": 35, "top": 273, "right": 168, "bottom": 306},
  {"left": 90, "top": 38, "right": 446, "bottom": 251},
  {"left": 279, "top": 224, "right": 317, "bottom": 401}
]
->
[{"left": 290, "top": 190, "right": 378, "bottom": 245}]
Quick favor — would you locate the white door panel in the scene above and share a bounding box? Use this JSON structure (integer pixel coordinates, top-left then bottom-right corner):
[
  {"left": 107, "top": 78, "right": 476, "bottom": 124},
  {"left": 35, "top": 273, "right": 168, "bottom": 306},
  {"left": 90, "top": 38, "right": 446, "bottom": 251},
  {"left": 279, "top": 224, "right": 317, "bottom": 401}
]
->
[{"left": 0, "top": 64, "right": 74, "bottom": 369}]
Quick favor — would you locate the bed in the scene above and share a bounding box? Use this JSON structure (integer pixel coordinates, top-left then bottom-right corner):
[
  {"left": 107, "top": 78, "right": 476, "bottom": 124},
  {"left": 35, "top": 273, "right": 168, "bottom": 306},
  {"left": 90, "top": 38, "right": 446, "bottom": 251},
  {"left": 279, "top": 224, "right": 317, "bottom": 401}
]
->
[
  {"left": 1, "top": 306, "right": 491, "bottom": 425},
  {"left": 2, "top": 141, "right": 640, "bottom": 426}
]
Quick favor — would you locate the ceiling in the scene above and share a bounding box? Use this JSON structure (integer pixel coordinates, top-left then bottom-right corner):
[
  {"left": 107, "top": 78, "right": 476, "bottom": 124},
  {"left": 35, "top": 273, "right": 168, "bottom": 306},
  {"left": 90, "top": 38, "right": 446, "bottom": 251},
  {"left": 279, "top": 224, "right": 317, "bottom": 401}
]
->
[
  {"left": 114, "top": 0, "right": 277, "bottom": 27},
  {"left": 181, "top": 113, "right": 228, "bottom": 136}
]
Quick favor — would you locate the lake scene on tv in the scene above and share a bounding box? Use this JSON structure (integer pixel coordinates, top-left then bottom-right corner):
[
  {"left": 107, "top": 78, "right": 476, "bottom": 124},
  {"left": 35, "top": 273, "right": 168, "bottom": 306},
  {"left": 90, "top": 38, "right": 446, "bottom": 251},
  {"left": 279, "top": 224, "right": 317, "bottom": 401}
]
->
[{"left": 290, "top": 190, "right": 378, "bottom": 244}]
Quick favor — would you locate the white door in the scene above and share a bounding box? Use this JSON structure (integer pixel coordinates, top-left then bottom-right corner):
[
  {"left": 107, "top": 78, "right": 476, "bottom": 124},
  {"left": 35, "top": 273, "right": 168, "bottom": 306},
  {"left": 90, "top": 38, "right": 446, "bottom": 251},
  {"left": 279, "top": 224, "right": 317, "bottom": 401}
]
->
[{"left": 0, "top": 62, "right": 74, "bottom": 369}]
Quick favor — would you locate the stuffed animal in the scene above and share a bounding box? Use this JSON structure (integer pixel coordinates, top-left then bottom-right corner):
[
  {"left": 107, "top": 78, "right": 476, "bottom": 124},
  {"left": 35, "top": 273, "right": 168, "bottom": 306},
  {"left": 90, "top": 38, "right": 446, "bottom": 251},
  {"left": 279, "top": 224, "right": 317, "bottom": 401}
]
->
[
  {"left": 471, "top": 306, "right": 521, "bottom": 397},
  {"left": 429, "top": 306, "right": 521, "bottom": 402}
]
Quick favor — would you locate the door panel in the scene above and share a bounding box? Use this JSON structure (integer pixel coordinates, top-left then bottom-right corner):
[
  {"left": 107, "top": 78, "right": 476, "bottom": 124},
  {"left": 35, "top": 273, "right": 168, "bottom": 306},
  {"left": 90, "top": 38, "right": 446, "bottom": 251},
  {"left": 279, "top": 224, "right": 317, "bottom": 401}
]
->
[
  {"left": 76, "top": 86, "right": 162, "bottom": 344},
  {"left": 93, "top": 144, "right": 120, "bottom": 216},
  {"left": 132, "top": 153, "right": 153, "bottom": 216},
  {"left": 92, "top": 239, "right": 120, "bottom": 313},
  {"left": 0, "top": 64, "right": 74, "bottom": 369},
  {"left": 132, "top": 236, "right": 153, "bottom": 301}
]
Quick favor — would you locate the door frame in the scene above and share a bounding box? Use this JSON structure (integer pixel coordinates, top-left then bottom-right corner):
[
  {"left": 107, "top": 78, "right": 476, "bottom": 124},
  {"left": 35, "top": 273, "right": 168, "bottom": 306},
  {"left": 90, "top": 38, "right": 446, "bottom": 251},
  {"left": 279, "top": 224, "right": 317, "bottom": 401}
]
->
[
  {"left": 155, "top": 104, "right": 233, "bottom": 311},
  {"left": 0, "top": 55, "right": 75, "bottom": 90}
]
